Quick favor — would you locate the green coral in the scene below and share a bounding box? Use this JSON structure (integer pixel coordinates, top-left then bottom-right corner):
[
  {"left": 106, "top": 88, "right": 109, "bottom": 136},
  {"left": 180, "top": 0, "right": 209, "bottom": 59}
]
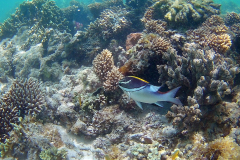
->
[
  {"left": 39, "top": 147, "right": 67, "bottom": 160},
  {"left": 152, "top": 0, "right": 221, "bottom": 27}
]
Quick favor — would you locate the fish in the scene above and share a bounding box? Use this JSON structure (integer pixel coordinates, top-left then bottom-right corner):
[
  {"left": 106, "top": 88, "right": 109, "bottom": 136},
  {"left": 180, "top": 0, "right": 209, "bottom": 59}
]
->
[{"left": 118, "top": 76, "right": 182, "bottom": 109}]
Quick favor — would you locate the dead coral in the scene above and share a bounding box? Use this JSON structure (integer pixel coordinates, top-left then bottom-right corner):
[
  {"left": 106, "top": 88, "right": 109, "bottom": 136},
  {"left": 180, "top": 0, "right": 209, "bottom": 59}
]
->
[{"left": 187, "top": 15, "right": 232, "bottom": 54}]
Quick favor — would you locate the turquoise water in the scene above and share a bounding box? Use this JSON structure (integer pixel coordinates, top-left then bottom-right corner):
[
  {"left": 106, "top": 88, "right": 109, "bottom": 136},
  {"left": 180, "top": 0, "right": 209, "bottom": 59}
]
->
[
  {"left": 0, "top": 0, "right": 96, "bottom": 23},
  {"left": 0, "top": 0, "right": 239, "bottom": 23}
]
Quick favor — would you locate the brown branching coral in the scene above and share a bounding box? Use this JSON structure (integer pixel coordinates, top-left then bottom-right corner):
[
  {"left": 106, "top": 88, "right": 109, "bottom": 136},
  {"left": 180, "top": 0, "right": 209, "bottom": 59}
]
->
[
  {"left": 93, "top": 49, "right": 123, "bottom": 91},
  {"left": 3, "top": 78, "right": 44, "bottom": 116},
  {"left": 103, "top": 67, "right": 124, "bottom": 91},
  {"left": 0, "top": 102, "right": 19, "bottom": 143},
  {"left": 93, "top": 49, "right": 114, "bottom": 82},
  {"left": 166, "top": 96, "right": 202, "bottom": 132},
  {"left": 187, "top": 15, "right": 232, "bottom": 54},
  {"left": 0, "top": 78, "right": 44, "bottom": 143},
  {"left": 151, "top": 36, "right": 172, "bottom": 55}
]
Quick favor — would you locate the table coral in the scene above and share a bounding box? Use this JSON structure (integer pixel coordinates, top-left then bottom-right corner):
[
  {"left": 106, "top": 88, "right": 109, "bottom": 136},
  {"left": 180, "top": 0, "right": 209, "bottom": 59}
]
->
[
  {"left": 187, "top": 15, "right": 232, "bottom": 54},
  {"left": 151, "top": 0, "right": 221, "bottom": 26}
]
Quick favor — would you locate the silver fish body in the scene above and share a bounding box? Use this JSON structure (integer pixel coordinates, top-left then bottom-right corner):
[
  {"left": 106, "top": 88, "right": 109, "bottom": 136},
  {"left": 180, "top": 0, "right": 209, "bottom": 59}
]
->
[{"left": 118, "top": 76, "right": 182, "bottom": 109}]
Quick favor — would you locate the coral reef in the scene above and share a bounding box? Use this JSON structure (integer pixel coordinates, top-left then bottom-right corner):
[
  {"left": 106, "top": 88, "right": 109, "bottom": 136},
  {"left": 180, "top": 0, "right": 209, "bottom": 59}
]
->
[
  {"left": 150, "top": 0, "right": 221, "bottom": 27},
  {"left": 87, "top": 6, "right": 131, "bottom": 40},
  {"left": 93, "top": 49, "right": 123, "bottom": 91},
  {"left": 0, "top": 0, "right": 239, "bottom": 159},
  {"left": 189, "top": 135, "right": 240, "bottom": 159},
  {"left": 187, "top": 15, "right": 232, "bottom": 54},
  {"left": 0, "top": 78, "right": 44, "bottom": 143},
  {"left": 0, "top": 102, "right": 18, "bottom": 143}
]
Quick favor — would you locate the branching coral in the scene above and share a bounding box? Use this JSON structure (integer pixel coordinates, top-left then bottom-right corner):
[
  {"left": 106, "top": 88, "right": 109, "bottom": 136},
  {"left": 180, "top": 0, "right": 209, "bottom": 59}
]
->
[
  {"left": 93, "top": 49, "right": 123, "bottom": 91},
  {"left": 87, "top": 6, "right": 131, "bottom": 40},
  {"left": 151, "top": 0, "right": 220, "bottom": 26},
  {"left": 0, "top": 78, "right": 44, "bottom": 143},
  {"left": 93, "top": 49, "right": 114, "bottom": 82},
  {"left": 159, "top": 43, "right": 239, "bottom": 132},
  {"left": 3, "top": 78, "right": 44, "bottom": 116},
  {"left": 166, "top": 97, "right": 201, "bottom": 132},
  {"left": 187, "top": 15, "right": 232, "bottom": 54},
  {"left": 0, "top": 102, "right": 18, "bottom": 143},
  {"left": 0, "top": 0, "right": 73, "bottom": 40}
]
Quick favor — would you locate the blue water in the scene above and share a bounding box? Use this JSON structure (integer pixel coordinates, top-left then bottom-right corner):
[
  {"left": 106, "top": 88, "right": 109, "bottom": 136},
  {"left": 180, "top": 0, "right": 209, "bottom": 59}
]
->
[
  {"left": 0, "top": 0, "right": 96, "bottom": 23},
  {"left": 0, "top": 0, "right": 240, "bottom": 23}
]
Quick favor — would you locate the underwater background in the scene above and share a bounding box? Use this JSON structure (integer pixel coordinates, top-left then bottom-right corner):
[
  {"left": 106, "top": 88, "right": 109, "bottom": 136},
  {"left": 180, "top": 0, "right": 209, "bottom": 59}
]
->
[{"left": 0, "top": 0, "right": 240, "bottom": 159}]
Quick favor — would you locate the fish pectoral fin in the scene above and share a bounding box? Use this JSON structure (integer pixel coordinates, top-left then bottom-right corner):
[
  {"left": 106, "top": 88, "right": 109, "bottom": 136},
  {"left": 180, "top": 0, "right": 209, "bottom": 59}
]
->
[
  {"left": 150, "top": 85, "right": 161, "bottom": 92},
  {"left": 134, "top": 100, "right": 143, "bottom": 110},
  {"left": 127, "top": 92, "right": 131, "bottom": 101},
  {"left": 154, "top": 101, "right": 164, "bottom": 107}
]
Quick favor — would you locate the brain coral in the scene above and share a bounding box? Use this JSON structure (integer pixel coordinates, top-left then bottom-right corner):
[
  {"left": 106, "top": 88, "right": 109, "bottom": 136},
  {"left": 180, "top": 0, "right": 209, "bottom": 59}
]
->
[{"left": 187, "top": 15, "right": 232, "bottom": 54}]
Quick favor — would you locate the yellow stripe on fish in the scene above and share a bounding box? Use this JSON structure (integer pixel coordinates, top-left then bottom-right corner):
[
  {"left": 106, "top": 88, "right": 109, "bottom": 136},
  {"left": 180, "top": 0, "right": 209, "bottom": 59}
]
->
[{"left": 128, "top": 76, "right": 149, "bottom": 83}]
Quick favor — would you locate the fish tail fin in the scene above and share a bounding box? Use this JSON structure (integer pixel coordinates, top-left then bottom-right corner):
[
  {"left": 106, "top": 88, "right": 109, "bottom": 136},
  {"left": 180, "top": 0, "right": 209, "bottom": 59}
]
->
[{"left": 164, "top": 86, "right": 182, "bottom": 106}]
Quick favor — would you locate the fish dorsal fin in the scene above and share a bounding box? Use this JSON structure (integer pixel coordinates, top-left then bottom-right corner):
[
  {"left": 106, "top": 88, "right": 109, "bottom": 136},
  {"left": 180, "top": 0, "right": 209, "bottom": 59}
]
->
[
  {"left": 129, "top": 76, "right": 149, "bottom": 83},
  {"left": 150, "top": 85, "right": 161, "bottom": 92}
]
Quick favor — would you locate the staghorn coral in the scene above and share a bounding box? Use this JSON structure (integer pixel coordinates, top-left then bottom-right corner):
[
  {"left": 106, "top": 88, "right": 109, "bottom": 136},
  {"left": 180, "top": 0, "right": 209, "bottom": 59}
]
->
[
  {"left": 93, "top": 49, "right": 123, "bottom": 91},
  {"left": 187, "top": 15, "right": 232, "bottom": 54},
  {"left": 151, "top": 0, "right": 220, "bottom": 27},
  {"left": 2, "top": 78, "right": 44, "bottom": 116}
]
